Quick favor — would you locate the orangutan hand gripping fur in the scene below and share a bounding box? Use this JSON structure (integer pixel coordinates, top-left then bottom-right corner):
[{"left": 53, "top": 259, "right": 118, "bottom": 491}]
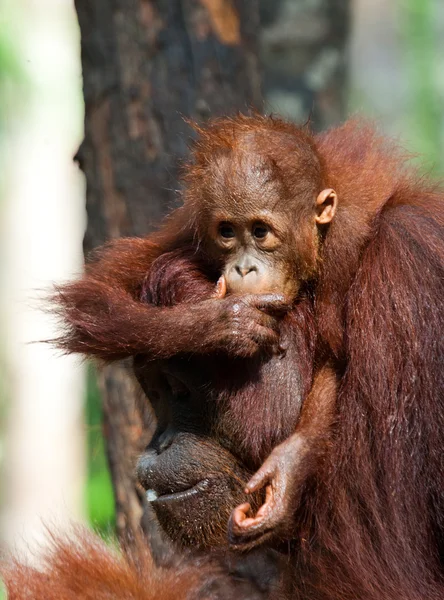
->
[{"left": 10, "top": 115, "right": 443, "bottom": 600}]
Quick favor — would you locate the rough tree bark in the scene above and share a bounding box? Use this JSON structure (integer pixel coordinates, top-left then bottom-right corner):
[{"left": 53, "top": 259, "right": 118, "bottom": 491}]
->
[
  {"left": 260, "top": 0, "right": 351, "bottom": 129},
  {"left": 74, "top": 0, "right": 350, "bottom": 546}
]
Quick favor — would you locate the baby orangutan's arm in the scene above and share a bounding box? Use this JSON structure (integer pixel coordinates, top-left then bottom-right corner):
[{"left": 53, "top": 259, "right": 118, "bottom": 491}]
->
[
  {"left": 228, "top": 365, "right": 338, "bottom": 549},
  {"left": 54, "top": 243, "right": 287, "bottom": 362}
]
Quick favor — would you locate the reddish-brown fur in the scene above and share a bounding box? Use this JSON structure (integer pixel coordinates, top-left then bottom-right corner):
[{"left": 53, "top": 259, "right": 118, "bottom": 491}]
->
[
  {"left": 1, "top": 529, "right": 270, "bottom": 599},
  {"left": 139, "top": 248, "right": 316, "bottom": 466},
  {"left": 5, "top": 116, "right": 444, "bottom": 599}
]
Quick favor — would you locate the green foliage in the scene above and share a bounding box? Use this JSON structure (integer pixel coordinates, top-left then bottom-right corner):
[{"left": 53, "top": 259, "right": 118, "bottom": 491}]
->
[
  {"left": 402, "top": 0, "right": 441, "bottom": 171},
  {"left": 0, "top": 5, "right": 26, "bottom": 136},
  {"left": 85, "top": 367, "right": 116, "bottom": 533}
]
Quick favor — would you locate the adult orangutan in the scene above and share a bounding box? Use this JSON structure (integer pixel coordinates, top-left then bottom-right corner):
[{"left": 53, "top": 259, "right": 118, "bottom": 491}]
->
[{"left": 3, "top": 115, "right": 444, "bottom": 599}]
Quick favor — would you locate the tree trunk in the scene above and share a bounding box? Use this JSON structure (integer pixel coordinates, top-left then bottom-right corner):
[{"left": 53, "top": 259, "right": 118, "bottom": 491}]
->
[
  {"left": 260, "top": 0, "right": 351, "bottom": 129},
  {"left": 74, "top": 0, "right": 261, "bottom": 544}
]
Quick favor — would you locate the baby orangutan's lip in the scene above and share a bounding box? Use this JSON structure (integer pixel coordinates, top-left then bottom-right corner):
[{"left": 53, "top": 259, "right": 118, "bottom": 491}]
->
[{"left": 146, "top": 478, "right": 213, "bottom": 504}]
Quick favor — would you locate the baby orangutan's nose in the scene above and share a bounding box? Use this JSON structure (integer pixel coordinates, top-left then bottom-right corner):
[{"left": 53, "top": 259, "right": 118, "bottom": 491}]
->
[{"left": 235, "top": 264, "right": 258, "bottom": 278}]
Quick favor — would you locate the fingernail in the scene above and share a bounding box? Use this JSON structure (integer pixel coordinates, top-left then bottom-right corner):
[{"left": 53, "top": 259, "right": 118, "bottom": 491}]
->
[{"left": 278, "top": 344, "right": 287, "bottom": 358}]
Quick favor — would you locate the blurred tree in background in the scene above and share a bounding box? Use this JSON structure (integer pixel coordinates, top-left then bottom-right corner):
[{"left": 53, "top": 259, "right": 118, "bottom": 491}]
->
[{"left": 260, "top": 0, "right": 350, "bottom": 128}]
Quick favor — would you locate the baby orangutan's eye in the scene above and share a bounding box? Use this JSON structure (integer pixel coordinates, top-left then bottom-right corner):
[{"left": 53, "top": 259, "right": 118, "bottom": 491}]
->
[
  {"left": 219, "top": 223, "right": 236, "bottom": 239},
  {"left": 253, "top": 224, "right": 269, "bottom": 239}
]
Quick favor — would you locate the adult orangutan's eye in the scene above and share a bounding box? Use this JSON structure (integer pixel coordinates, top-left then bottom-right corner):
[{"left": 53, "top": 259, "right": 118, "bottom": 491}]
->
[
  {"left": 219, "top": 223, "right": 235, "bottom": 239},
  {"left": 253, "top": 223, "right": 269, "bottom": 239}
]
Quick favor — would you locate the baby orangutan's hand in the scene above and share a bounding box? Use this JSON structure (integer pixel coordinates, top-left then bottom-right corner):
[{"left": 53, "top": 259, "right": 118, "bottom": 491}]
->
[{"left": 228, "top": 433, "right": 311, "bottom": 549}]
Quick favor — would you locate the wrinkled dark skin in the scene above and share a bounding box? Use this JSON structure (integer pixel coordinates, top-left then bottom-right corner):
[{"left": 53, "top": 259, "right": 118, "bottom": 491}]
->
[{"left": 134, "top": 355, "right": 266, "bottom": 549}]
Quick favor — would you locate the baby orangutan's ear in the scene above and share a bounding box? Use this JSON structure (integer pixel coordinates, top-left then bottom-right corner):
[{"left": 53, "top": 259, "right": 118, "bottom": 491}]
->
[{"left": 315, "top": 189, "right": 338, "bottom": 225}]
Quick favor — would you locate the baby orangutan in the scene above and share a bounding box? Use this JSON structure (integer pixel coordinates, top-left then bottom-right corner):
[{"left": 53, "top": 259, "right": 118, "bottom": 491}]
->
[{"left": 200, "top": 182, "right": 339, "bottom": 544}]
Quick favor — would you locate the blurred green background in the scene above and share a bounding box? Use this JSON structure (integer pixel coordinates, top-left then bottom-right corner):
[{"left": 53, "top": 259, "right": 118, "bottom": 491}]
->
[{"left": 84, "top": 367, "right": 115, "bottom": 532}]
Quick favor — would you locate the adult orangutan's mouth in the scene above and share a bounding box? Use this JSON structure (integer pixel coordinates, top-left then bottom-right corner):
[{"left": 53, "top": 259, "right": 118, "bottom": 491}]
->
[{"left": 146, "top": 478, "right": 214, "bottom": 504}]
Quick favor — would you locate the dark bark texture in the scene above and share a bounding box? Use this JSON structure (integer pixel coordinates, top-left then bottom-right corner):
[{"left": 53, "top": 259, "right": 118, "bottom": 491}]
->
[
  {"left": 76, "top": 0, "right": 262, "bottom": 249},
  {"left": 260, "top": 0, "right": 351, "bottom": 129},
  {"left": 74, "top": 0, "right": 350, "bottom": 545}
]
